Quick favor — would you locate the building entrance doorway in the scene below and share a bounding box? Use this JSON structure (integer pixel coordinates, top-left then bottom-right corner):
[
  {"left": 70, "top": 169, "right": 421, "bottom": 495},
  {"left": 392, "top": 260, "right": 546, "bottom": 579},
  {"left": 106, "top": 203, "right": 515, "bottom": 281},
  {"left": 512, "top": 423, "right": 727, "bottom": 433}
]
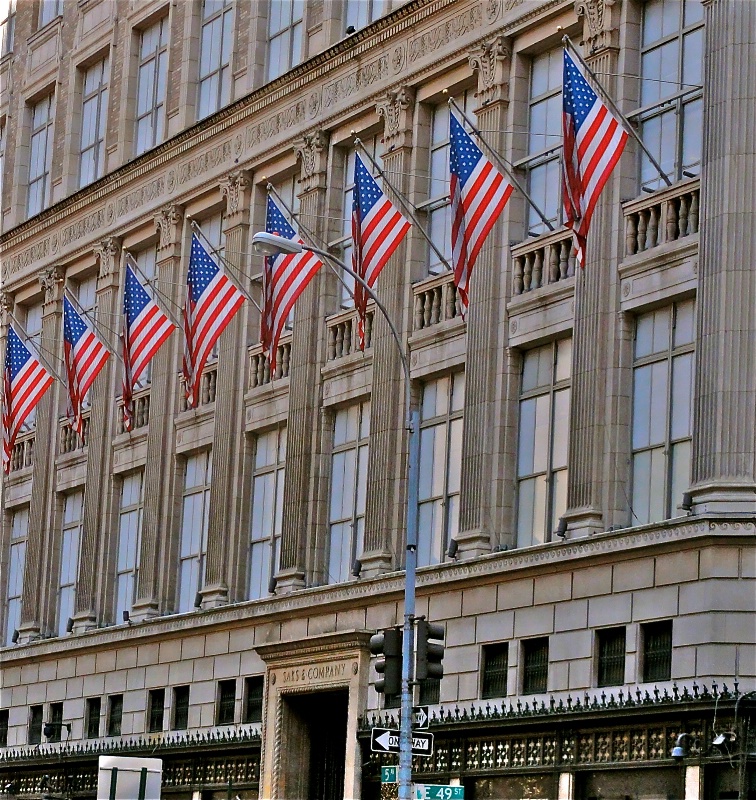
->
[{"left": 280, "top": 689, "right": 349, "bottom": 800}]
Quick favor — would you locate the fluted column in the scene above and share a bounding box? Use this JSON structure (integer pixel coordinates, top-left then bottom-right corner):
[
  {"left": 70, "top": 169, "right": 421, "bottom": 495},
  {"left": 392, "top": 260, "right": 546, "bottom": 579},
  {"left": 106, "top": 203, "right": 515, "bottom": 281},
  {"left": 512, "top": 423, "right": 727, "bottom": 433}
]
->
[
  {"left": 201, "top": 171, "right": 253, "bottom": 608},
  {"left": 276, "top": 131, "right": 330, "bottom": 593},
  {"left": 73, "top": 239, "right": 121, "bottom": 631},
  {"left": 456, "top": 38, "right": 511, "bottom": 558},
  {"left": 359, "top": 88, "right": 415, "bottom": 577},
  {"left": 690, "top": 0, "right": 756, "bottom": 511},
  {"left": 132, "top": 204, "right": 184, "bottom": 621},
  {"left": 18, "top": 268, "right": 63, "bottom": 642}
]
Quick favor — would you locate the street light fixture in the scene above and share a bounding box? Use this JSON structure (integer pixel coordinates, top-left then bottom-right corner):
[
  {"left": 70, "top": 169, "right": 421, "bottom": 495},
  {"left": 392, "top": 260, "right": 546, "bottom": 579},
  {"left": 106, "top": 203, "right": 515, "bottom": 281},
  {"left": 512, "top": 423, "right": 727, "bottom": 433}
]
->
[{"left": 251, "top": 232, "right": 421, "bottom": 800}]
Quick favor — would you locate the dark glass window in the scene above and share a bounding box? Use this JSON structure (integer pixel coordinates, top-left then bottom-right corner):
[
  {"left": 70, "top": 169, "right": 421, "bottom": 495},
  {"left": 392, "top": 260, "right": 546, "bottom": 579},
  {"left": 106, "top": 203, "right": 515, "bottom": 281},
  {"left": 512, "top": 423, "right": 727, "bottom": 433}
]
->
[
  {"left": 29, "top": 705, "right": 43, "bottom": 744},
  {"left": 419, "top": 679, "right": 440, "bottom": 706},
  {"left": 642, "top": 620, "right": 673, "bottom": 682},
  {"left": 597, "top": 628, "right": 626, "bottom": 687},
  {"left": 385, "top": 691, "right": 400, "bottom": 710},
  {"left": 85, "top": 698, "right": 101, "bottom": 739},
  {"left": 47, "top": 702, "right": 63, "bottom": 742},
  {"left": 522, "top": 638, "right": 549, "bottom": 695},
  {"left": 107, "top": 695, "right": 123, "bottom": 737},
  {"left": 481, "top": 643, "right": 509, "bottom": 699},
  {"left": 147, "top": 689, "right": 165, "bottom": 733},
  {"left": 172, "top": 686, "right": 190, "bottom": 731},
  {"left": 217, "top": 680, "right": 236, "bottom": 725},
  {"left": 0, "top": 709, "right": 8, "bottom": 747},
  {"left": 243, "top": 677, "right": 264, "bottom": 724}
]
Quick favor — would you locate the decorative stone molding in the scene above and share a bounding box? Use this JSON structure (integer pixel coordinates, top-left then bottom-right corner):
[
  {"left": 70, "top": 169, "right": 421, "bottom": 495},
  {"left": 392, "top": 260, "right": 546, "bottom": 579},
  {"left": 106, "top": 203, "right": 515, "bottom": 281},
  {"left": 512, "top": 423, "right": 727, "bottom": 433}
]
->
[
  {"left": 376, "top": 86, "right": 415, "bottom": 151},
  {"left": 93, "top": 236, "right": 122, "bottom": 279},
  {"left": 37, "top": 266, "right": 64, "bottom": 306},
  {"left": 219, "top": 169, "right": 253, "bottom": 219},
  {"left": 469, "top": 35, "right": 512, "bottom": 106},
  {"left": 0, "top": 291, "right": 10, "bottom": 318},
  {"left": 575, "top": 0, "right": 620, "bottom": 54},
  {"left": 293, "top": 130, "right": 329, "bottom": 193},
  {"left": 153, "top": 204, "right": 185, "bottom": 254}
]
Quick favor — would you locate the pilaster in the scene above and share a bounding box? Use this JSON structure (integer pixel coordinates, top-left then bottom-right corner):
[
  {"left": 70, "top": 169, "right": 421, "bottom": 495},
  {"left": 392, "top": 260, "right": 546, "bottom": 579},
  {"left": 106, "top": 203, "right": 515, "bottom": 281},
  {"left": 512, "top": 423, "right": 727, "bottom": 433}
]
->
[
  {"left": 201, "top": 170, "right": 253, "bottom": 608},
  {"left": 360, "top": 87, "right": 415, "bottom": 578},
  {"left": 690, "top": 0, "right": 756, "bottom": 512},
  {"left": 132, "top": 204, "right": 184, "bottom": 621},
  {"left": 456, "top": 38, "right": 511, "bottom": 558}
]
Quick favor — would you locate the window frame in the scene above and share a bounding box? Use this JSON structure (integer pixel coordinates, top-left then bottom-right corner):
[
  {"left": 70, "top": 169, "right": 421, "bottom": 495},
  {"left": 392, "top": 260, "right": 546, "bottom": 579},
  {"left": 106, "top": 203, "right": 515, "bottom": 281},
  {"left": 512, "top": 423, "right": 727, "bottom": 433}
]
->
[
  {"left": 134, "top": 16, "right": 169, "bottom": 156},
  {"left": 596, "top": 627, "right": 627, "bottom": 688},
  {"left": 47, "top": 702, "right": 63, "bottom": 742},
  {"left": 0, "top": 709, "right": 8, "bottom": 747},
  {"left": 521, "top": 637, "right": 549, "bottom": 695},
  {"left": 197, "top": 0, "right": 234, "bottom": 120},
  {"left": 642, "top": 620, "right": 673, "bottom": 683},
  {"left": 29, "top": 705, "right": 43, "bottom": 745},
  {"left": 266, "top": 0, "right": 304, "bottom": 82},
  {"left": 58, "top": 491, "right": 84, "bottom": 637},
  {"left": 481, "top": 642, "right": 510, "bottom": 700},
  {"left": 0, "top": 1, "right": 15, "bottom": 57},
  {"left": 177, "top": 451, "right": 212, "bottom": 613},
  {"left": 39, "top": 0, "right": 62, "bottom": 28},
  {"left": 216, "top": 679, "right": 236, "bottom": 726},
  {"left": 172, "top": 685, "right": 190, "bottom": 731},
  {"left": 115, "top": 471, "right": 144, "bottom": 622},
  {"left": 243, "top": 676, "right": 264, "bottom": 724},
  {"left": 27, "top": 93, "right": 56, "bottom": 217},
  {"left": 345, "top": 0, "right": 386, "bottom": 31},
  {"left": 79, "top": 56, "right": 110, "bottom": 188},
  {"left": 4, "top": 506, "right": 28, "bottom": 647},
  {"left": 107, "top": 694, "right": 123, "bottom": 737},
  {"left": 85, "top": 697, "right": 101, "bottom": 739},
  {"left": 147, "top": 688, "right": 165, "bottom": 733}
]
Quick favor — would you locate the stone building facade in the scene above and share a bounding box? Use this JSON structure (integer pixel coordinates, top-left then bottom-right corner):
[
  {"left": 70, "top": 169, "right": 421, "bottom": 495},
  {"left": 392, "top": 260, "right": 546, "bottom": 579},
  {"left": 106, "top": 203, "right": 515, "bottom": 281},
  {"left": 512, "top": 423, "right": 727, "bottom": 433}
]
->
[{"left": 0, "top": 0, "right": 754, "bottom": 798}]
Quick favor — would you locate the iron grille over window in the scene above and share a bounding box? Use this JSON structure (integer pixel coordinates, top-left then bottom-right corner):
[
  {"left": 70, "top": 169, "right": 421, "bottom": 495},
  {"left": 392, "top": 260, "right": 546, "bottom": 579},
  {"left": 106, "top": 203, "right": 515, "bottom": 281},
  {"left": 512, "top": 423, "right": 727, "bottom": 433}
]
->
[
  {"left": 597, "top": 628, "right": 626, "bottom": 688},
  {"left": 0, "top": 709, "right": 8, "bottom": 747},
  {"left": 29, "top": 706, "right": 43, "bottom": 745},
  {"left": 107, "top": 695, "right": 123, "bottom": 737},
  {"left": 419, "top": 679, "right": 440, "bottom": 706},
  {"left": 48, "top": 702, "right": 63, "bottom": 742},
  {"left": 85, "top": 698, "right": 101, "bottom": 739},
  {"left": 172, "top": 686, "right": 190, "bottom": 730},
  {"left": 522, "top": 638, "right": 549, "bottom": 695},
  {"left": 642, "top": 620, "right": 673, "bottom": 683},
  {"left": 244, "top": 677, "right": 264, "bottom": 724},
  {"left": 217, "top": 680, "right": 236, "bottom": 725},
  {"left": 481, "top": 643, "right": 509, "bottom": 699},
  {"left": 148, "top": 689, "right": 165, "bottom": 733}
]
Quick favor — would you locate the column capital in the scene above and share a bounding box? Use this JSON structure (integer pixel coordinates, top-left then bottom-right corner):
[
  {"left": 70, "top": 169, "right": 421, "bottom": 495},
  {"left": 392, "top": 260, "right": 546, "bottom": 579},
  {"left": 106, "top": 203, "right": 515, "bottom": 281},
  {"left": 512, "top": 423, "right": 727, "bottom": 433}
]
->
[
  {"left": 219, "top": 169, "right": 254, "bottom": 225},
  {"left": 469, "top": 35, "right": 512, "bottom": 108},
  {"left": 37, "top": 265, "right": 64, "bottom": 308},
  {"left": 94, "top": 236, "right": 123, "bottom": 283},
  {"left": 574, "top": 0, "right": 621, "bottom": 56},
  {"left": 294, "top": 130, "right": 329, "bottom": 194},
  {"left": 153, "top": 203, "right": 185, "bottom": 257},
  {"left": 376, "top": 86, "right": 415, "bottom": 152},
  {"left": 0, "top": 290, "right": 11, "bottom": 318}
]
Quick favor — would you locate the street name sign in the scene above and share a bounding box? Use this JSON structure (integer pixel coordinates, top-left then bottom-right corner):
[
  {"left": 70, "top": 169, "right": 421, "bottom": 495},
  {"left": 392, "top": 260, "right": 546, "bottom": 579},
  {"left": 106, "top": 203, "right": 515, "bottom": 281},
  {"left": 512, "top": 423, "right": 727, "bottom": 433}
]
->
[
  {"left": 412, "top": 705, "right": 430, "bottom": 729},
  {"left": 381, "top": 766, "right": 398, "bottom": 784},
  {"left": 414, "top": 785, "right": 464, "bottom": 800},
  {"left": 370, "top": 727, "right": 434, "bottom": 756}
]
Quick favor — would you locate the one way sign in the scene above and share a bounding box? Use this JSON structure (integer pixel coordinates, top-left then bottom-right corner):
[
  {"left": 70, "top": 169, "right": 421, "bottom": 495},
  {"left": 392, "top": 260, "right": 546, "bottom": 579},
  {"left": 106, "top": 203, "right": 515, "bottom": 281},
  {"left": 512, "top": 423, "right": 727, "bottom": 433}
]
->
[{"left": 370, "top": 727, "right": 434, "bottom": 757}]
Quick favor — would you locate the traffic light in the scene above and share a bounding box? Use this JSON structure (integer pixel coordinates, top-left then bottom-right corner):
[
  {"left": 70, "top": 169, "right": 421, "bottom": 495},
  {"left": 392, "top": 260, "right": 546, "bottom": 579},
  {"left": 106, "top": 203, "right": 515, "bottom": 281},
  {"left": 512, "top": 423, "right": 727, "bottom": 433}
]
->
[
  {"left": 370, "top": 627, "right": 402, "bottom": 695},
  {"left": 415, "top": 618, "right": 444, "bottom": 681}
]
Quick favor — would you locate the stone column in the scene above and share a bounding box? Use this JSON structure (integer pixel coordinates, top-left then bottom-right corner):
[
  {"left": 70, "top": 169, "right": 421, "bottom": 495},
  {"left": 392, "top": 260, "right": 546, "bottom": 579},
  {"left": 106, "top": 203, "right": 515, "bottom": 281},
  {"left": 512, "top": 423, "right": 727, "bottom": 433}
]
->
[
  {"left": 72, "top": 238, "right": 121, "bottom": 631},
  {"left": 276, "top": 131, "right": 330, "bottom": 593},
  {"left": 456, "top": 37, "right": 511, "bottom": 558},
  {"left": 132, "top": 204, "right": 184, "bottom": 621},
  {"left": 690, "top": 0, "right": 756, "bottom": 512},
  {"left": 201, "top": 170, "right": 253, "bottom": 608},
  {"left": 562, "top": 0, "right": 623, "bottom": 538},
  {"left": 18, "top": 267, "right": 63, "bottom": 642},
  {"left": 359, "top": 87, "right": 415, "bottom": 577}
]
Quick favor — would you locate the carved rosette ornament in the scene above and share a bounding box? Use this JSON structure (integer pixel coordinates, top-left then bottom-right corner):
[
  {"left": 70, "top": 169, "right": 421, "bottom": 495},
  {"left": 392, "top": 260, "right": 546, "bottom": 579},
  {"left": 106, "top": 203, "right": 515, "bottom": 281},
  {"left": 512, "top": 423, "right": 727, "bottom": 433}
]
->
[
  {"left": 376, "top": 86, "right": 415, "bottom": 151},
  {"left": 153, "top": 204, "right": 185, "bottom": 254},
  {"left": 37, "top": 266, "right": 64, "bottom": 306},
  {"left": 219, "top": 169, "right": 253, "bottom": 220},
  {"left": 94, "top": 237, "right": 122, "bottom": 280},
  {"left": 575, "top": 0, "right": 620, "bottom": 55},
  {"left": 469, "top": 35, "right": 512, "bottom": 107},
  {"left": 294, "top": 130, "right": 329, "bottom": 193}
]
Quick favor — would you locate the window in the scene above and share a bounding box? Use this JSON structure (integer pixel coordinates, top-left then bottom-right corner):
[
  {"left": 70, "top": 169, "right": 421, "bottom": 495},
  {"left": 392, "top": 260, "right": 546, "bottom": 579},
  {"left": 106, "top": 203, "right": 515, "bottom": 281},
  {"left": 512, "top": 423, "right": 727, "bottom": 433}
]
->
[
  {"left": 58, "top": 491, "right": 83, "bottom": 636},
  {"left": 0, "top": 709, "right": 8, "bottom": 747},
  {"left": 39, "top": 0, "right": 62, "bottom": 27},
  {"left": 198, "top": 0, "right": 233, "bottom": 120},
  {"left": 79, "top": 57, "right": 110, "bottom": 187},
  {"left": 327, "top": 401, "right": 370, "bottom": 584},
  {"left": 29, "top": 705, "right": 43, "bottom": 744},
  {"left": 177, "top": 452, "right": 212, "bottom": 613},
  {"left": 522, "top": 637, "right": 549, "bottom": 695},
  {"left": 0, "top": 1, "right": 15, "bottom": 56},
  {"left": 597, "top": 628, "right": 626, "bottom": 688},
  {"left": 267, "top": 0, "right": 303, "bottom": 82},
  {"left": 27, "top": 94, "right": 55, "bottom": 217},
  {"left": 217, "top": 679, "right": 236, "bottom": 725},
  {"left": 270, "top": 175, "right": 300, "bottom": 330},
  {"left": 73, "top": 276, "right": 98, "bottom": 411},
  {"left": 346, "top": 0, "right": 385, "bottom": 31},
  {"left": 249, "top": 427, "right": 286, "bottom": 600},
  {"left": 243, "top": 676, "right": 264, "bottom": 724},
  {"left": 525, "top": 48, "right": 562, "bottom": 235},
  {"left": 5, "top": 507, "right": 28, "bottom": 646},
  {"left": 422, "top": 92, "right": 471, "bottom": 274},
  {"left": 197, "top": 211, "right": 226, "bottom": 360},
  {"left": 107, "top": 694, "right": 123, "bottom": 736},
  {"left": 20, "top": 304, "right": 42, "bottom": 427},
  {"left": 417, "top": 373, "right": 465, "bottom": 566},
  {"left": 631, "top": 300, "right": 694, "bottom": 525},
  {"left": 418, "top": 679, "right": 440, "bottom": 706},
  {"left": 642, "top": 620, "right": 672, "bottom": 682},
  {"left": 135, "top": 17, "right": 168, "bottom": 156},
  {"left": 637, "top": 0, "right": 704, "bottom": 190},
  {"left": 47, "top": 702, "right": 63, "bottom": 742},
  {"left": 147, "top": 689, "right": 165, "bottom": 733},
  {"left": 130, "top": 245, "right": 158, "bottom": 387},
  {"left": 115, "top": 472, "right": 143, "bottom": 621},
  {"left": 516, "top": 339, "right": 571, "bottom": 547},
  {"left": 0, "top": 121, "right": 5, "bottom": 218},
  {"left": 481, "top": 643, "right": 509, "bottom": 699},
  {"left": 172, "top": 686, "right": 190, "bottom": 730},
  {"left": 85, "top": 697, "right": 101, "bottom": 739}
]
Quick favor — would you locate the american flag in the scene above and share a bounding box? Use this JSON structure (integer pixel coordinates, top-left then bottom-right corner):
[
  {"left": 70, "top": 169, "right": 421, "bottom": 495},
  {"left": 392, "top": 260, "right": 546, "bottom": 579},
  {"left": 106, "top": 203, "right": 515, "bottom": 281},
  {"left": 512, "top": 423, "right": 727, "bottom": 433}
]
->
[
  {"left": 450, "top": 111, "right": 513, "bottom": 315},
  {"left": 262, "top": 196, "right": 323, "bottom": 371},
  {"left": 351, "top": 153, "right": 411, "bottom": 348},
  {"left": 562, "top": 48, "right": 628, "bottom": 267},
  {"left": 183, "top": 233, "right": 246, "bottom": 407},
  {"left": 122, "top": 260, "right": 176, "bottom": 430},
  {"left": 2, "top": 325, "right": 54, "bottom": 474},
  {"left": 63, "top": 295, "right": 111, "bottom": 436}
]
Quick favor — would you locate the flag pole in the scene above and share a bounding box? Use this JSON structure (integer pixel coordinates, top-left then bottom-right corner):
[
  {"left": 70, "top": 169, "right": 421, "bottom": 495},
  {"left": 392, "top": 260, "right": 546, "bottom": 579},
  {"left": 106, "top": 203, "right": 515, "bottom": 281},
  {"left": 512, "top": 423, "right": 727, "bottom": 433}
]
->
[
  {"left": 265, "top": 184, "right": 355, "bottom": 303},
  {"left": 123, "top": 252, "right": 183, "bottom": 329},
  {"left": 562, "top": 35, "right": 672, "bottom": 188},
  {"left": 7, "top": 313, "right": 67, "bottom": 385},
  {"left": 64, "top": 289, "right": 124, "bottom": 365},
  {"left": 189, "top": 220, "right": 263, "bottom": 314},
  {"left": 446, "top": 95, "right": 555, "bottom": 232},
  {"left": 353, "top": 136, "right": 455, "bottom": 272}
]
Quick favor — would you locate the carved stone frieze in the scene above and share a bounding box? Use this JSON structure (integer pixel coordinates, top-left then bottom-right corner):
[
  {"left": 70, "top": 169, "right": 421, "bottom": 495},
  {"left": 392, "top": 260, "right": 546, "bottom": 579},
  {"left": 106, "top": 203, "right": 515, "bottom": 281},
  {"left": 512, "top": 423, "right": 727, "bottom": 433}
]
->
[
  {"left": 154, "top": 204, "right": 185, "bottom": 253},
  {"left": 469, "top": 35, "right": 512, "bottom": 106},
  {"left": 219, "top": 169, "right": 253, "bottom": 218},
  {"left": 294, "top": 130, "right": 329, "bottom": 193},
  {"left": 575, "top": 0, "right": 620, "bottom": 54},
  {"left": 94, "top": 237, "right": 122, "bottom": 279},
  {"left": 376, "top": 86, "right": 415, "bottom": 151},
  {"left": 38, "top": 266, "right": 64, "bottom": 306}
]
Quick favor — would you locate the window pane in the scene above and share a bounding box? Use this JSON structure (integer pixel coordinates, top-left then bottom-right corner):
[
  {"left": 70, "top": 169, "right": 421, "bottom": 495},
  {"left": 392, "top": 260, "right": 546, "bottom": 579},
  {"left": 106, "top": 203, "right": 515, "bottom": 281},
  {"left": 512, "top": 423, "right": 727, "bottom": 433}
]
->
[
  {"left": 682, "top": 98, "right": 703, "bottom": 172},
  {"left": 671, "top": 352, "right": 693, "bottom": 440},
  {"left": 669, "top": 440, "right": 691, "bottom": 515},
  {"left": 673, "top": 300, "right": 695, "bottom": 346}
]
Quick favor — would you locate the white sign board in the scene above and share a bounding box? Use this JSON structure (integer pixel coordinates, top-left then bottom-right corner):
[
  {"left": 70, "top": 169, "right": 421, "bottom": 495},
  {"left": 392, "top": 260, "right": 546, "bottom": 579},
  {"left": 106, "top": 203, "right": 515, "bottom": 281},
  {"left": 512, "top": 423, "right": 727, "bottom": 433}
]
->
[{"left": 97, "top": 756, "right": 162, "bottom": 800}]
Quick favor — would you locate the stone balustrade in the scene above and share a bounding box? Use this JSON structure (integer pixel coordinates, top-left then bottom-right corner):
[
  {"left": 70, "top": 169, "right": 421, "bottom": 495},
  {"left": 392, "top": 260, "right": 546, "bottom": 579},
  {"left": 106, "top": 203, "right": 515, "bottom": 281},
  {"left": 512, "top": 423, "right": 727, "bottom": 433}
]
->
[
  {"left": 9, "top": 432, "right": 35, "bottom": 472},
  {"left": 511, "top": 230, "right": 576, "bottom": 296},
  {"left": 179, "top": 364, "right": 217, "bottom": 412},
  {"left": 326, "top": 307, "right": 373, "bottom": 361},
  {"left": 60, "top": 414, "right": 90, "bottom": 454},
  {"left": 116, "top": 389, "right": 151, "bottom": 435},
  {"left": 412, "top": 271, "right": 461, "bottom": 330},
  {"left": 248, "top": 336, "right": 292, "bottom": 389},
  {"left": 624, "top": 178, "right": 700, "bottom": 257}
]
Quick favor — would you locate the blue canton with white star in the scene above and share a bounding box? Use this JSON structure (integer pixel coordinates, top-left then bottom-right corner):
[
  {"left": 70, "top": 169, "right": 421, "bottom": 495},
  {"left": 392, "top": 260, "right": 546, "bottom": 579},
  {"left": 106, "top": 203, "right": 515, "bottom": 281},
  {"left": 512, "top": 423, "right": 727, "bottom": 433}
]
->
[
  {"left": 353, "top": 154, "right": 383, "bottom": 219},
  {"left": 5, "top": 327, "right": 33, "bottom": 382},
  {"left": 188, "top": 234, "right": 221, "bottom": 302},
  {"left": 63, "top": 297, "right": 90, "bottom": 346},
  {"left": 266, "top": 196, "right": 296, "bottom": 240},
  {"left": 450, "top": 113, "right": 484, "bottom": 185},
  {"left": 124, "top": 265, "right": 151, "bottom": 327},
  {"left": 563, "top": 50, "right": 598, "bottom": 131}
]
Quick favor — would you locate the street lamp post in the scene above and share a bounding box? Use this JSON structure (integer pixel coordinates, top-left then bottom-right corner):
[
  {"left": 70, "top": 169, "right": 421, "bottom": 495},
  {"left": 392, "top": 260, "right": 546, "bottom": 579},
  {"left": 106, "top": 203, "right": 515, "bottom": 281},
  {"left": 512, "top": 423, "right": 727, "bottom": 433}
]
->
[{"left": 251, "top": 232, "right": 419, "bottom": 800}]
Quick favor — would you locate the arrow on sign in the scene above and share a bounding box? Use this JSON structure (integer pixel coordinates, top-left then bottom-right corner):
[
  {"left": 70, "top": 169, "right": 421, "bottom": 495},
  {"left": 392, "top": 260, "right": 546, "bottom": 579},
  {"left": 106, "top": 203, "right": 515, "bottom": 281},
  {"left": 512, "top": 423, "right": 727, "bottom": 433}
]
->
[
  {"left": 412, "top": 705, "right": 429, "bottom": 729},
  {"left": 370, "top": 727, "right": 434, "bottom": 756}
]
